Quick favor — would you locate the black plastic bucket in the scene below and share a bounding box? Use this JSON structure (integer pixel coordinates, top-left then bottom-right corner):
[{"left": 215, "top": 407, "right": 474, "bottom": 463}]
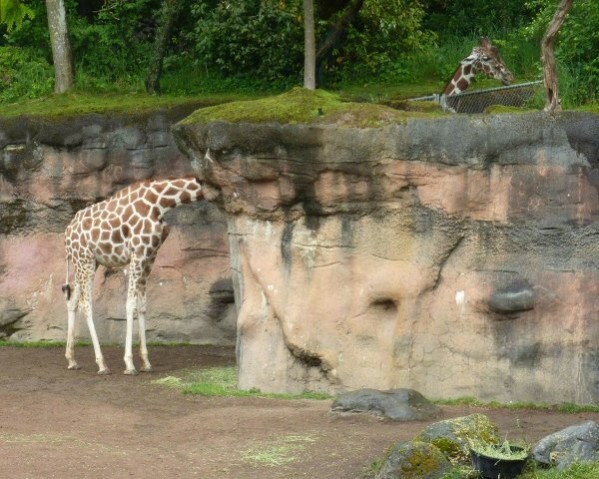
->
[{"left": 469, "top": 445, "right": 528, "bottom": 479}]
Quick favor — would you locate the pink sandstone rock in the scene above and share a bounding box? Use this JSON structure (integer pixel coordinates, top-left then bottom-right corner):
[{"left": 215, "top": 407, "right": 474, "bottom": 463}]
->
[
  {"left": 174, "top": 112, "right": 599, "bottom": 403},
  {"left": 0, "top": 112, "right": 235, "bottom": 347}
]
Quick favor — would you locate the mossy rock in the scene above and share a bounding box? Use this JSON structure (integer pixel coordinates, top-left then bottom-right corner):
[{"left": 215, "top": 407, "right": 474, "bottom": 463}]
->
[
  {"left": 180, "top": 87, "right": 443, "bottom": 128},
  {"left": 376, "top": 440, "right": 451, "bottom": 479},
  {"left": 414, "top": 413, "right": 500, "bottom": 464}
]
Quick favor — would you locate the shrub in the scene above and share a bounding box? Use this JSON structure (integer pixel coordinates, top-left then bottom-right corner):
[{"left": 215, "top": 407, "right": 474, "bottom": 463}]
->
[{"left": 0, "top": 46, "right": 53, "bottom": 102}]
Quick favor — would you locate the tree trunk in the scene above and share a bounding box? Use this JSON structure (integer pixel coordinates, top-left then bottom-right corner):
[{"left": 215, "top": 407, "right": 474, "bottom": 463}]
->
[
  {"left": 145, "top": 0, "right": 180, "bottom": 94},
  {"left": 45, "top": 0, "right": 74, "bottom": 93},
  {"left": 303, "top": 0, "right": 316, "bottom": 90},
  {"left": 541, "top": 0, "right": 573, "bottom": 113}
]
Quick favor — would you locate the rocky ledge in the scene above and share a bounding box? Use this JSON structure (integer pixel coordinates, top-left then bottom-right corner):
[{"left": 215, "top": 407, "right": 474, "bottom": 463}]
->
[{"left": 174, "top": 108, "right": 599, "bottom": 402}]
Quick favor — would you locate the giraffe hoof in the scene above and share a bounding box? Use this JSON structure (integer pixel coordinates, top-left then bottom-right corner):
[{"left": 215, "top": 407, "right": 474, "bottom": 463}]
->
[
  {"left": 97, "top": 368, "right": 111, "bottom": 375},
  {"left": 67, "top": 363, "right": 81, "bottom": 371},
  {"left": 124, "top": 368, "right": 139, "bottom": 376},
  {"left": 140, "top": 365, "right": 153, "bottom": 373}
]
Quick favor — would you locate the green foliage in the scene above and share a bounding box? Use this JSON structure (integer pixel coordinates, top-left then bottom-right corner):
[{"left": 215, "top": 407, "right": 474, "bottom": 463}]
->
[
  {"left": 523, "top": 0, "right": 599, "bottom": 105},
  {"left": 0, "top": 46, "right": 53, "bottom": 102},
  {"left": 325, "top": 0, "right": 436, "bottom": 84},
  {"left": 423, "top": 0, "right": 537, "bottom": 38},
  {"left": 188, "top": 0, "right": 303, "bottom": 85},
  {"left": 0, "top": 0, "right": 34, "bottom": 31}
]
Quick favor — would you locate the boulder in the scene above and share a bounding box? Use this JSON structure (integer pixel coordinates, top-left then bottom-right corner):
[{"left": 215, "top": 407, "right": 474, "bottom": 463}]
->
[
  {"left": 376, "top": 441, "right": 451, "bottom": 479},
  {"left": 331, "top": 388, "right": 440, "bottom": 421},
  {"left": 532, "top": 420, "right": 599, "bottom": 470},
  {"left": 414, "top": 413, "right": 500, "bottom": 463},
  {"left": 174, "top": 105, "right": 599, "bottom": 403}
]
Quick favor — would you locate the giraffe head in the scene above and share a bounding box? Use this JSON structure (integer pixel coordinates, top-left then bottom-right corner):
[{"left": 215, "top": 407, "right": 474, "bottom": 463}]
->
[
  {"left": 443, "top": 37, "right": 514, "bottom": 96},
  {"left": 471, "top": 37, "right": 514, "bottom": 85}
]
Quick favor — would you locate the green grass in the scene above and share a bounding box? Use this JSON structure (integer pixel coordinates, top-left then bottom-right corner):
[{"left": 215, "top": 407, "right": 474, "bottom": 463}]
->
[
  {"left": 241, "top": 434, "right": 318, "bottom": 466},
  {"left": 0, "top": 91, "right": 253, "bottom": 119},
  {"left": 180, "top": 86, "right": 446, "bottom": 127},
  {"left": 153, "top": 366, "right": 331, "bottom": 400},
  {"left": 0, "top": 340, "right": 67, "bottom": 348},
  {"left": 520, "top": 462, "right": 599, "bottom": 479},
  {"left": 434, "top": 396, "right": 599, "bottom": 414}
]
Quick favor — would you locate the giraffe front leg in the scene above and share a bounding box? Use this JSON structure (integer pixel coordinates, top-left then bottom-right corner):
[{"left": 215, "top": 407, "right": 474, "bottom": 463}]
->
[
  {"left": 138, "top": 304, "right": 153, "bottom": 373},
  {"left": 123, "top": 275, "right": 139, "bottom": 375}
]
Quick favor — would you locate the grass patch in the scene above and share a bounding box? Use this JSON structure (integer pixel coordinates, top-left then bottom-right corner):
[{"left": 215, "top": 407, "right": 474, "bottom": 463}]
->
[
  {"left": 180, "top": 87, "right": 445, "bottom": 127},
  {"left": 153, "top": 366, "right": 331, "bottom": 400},
  {"left": 0, "top": 340, "right": 67, "bottom": 348},
  {"left": 520, "top": 462, "right": 599, "bottom": 479},
  {"left": 469, "top": 440, "right": 530, "bottom": 460},
  {"left": 241, "top": 434, "right": 318, "bottom": 466},
  {"left": 434, "top": 396, "right": 599, "bottom": 414},
  {"left": 0, "top": 91, "right": 252, "bottom": 119}
]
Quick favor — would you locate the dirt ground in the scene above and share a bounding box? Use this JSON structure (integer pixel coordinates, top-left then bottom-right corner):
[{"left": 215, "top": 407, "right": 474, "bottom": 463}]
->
[{"left": 1, "top": 345, "right": 598, "bottom": 479}]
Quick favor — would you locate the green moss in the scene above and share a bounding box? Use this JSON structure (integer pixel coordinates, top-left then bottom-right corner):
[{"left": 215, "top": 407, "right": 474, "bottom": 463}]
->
[
  {"left": 181, "top": 87, "right": 444, "bottom": 127},
  {"left": 414, "top": 414, "right": 500, "bottom": 464},
  {"left": 378, "top": 441, "right": 450, "bottom": 479},
  {"left": 0, "top": 92, "right": 246, "bottom": 119}
]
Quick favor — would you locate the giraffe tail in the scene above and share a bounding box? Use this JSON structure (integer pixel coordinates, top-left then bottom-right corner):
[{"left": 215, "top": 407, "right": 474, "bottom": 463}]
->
[{"left": 62, "top": 260, "right": 71, "bottom": 301}]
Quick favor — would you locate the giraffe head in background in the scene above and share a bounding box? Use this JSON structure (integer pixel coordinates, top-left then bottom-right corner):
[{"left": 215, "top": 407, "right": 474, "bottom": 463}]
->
[{"left": 443, "top": 37, "right": 514, "bottom": 96}]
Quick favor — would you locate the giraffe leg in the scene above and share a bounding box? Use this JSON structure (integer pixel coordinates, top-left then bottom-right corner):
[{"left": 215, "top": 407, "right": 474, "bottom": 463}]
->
[
  {"left": 138, "top": 261, "right": 154, "bottom": 372},
  {"left": 124, "top": 291, "right": 138, "bottom": 375},
  {"left": 137, "top": 292, "right": 153, "bottom": 372},
  {"left": 65, "top": 283, "right": 81, "bottom": 370},
  {"left": 81, "top": 272, "right": 110, "bottom": 375},
  {"left": 123, "top": 260, "right": 144, "bottom": 375}
]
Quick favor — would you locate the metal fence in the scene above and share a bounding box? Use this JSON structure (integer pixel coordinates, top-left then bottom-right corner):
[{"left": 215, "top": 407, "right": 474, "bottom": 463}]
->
[{"left": 410, "top": 81, "right": 543, "bottom": 114}]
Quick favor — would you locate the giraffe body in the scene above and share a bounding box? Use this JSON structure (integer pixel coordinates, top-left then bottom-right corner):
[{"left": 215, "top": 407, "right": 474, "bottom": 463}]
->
[
  {"left": 63, "top": 177, "right": 204, "bottom": 374},
  {"left": 443, "top": 37, "right": 514, "bottom": 96}
]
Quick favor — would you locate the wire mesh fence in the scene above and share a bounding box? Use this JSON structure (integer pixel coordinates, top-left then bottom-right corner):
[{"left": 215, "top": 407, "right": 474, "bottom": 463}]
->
[{"left": 410, "top": 81, "right": 543, "bottom": 114}]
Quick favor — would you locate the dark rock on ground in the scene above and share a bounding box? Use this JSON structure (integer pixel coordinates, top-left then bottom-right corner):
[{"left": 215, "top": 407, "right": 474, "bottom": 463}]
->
[
  {"left": 331, "top": 388, "right": 440, "bottom": 421},
  {"left": 375, "top": 441, "right": 451, "bottom": 479},
  {"left": 532, "top": 420, "right": 599, "bottom": 470}
]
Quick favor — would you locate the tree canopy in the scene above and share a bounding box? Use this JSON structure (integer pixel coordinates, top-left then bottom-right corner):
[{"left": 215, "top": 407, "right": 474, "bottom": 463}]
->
[{"left": 0, "top": 0, "right": 597, "bottom": 107}]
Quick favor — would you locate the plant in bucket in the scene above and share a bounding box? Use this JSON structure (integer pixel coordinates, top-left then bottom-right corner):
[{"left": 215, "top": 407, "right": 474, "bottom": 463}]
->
[{"left": 469, "top": 440, "right": 530, "bottom": 479}]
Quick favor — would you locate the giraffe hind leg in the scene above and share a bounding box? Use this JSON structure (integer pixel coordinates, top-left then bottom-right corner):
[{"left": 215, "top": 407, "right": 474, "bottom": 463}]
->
[{"left": 65, "top": 283, "right": 81, "bottom": 370}]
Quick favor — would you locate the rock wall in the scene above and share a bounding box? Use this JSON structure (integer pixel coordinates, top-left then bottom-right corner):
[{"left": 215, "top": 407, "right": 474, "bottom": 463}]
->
[
  {"left": 0, "top": 109, "right": 235, "bottom": 346},
  {"left": 174, "top": 112, "right": 599, "bottom": 403}
]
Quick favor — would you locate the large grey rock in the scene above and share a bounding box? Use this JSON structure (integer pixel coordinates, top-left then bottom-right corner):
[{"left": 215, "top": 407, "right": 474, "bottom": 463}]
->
[
  {"left": 532, "top": 421, "right": 599, "bottom": 470},
  {"left": 174, "top": 110, "right": 599, "bottom": 404},
  {"left": 331, "top": 388, "right": 440, "bottom": 421},
  {"left": 414, "top": 414, "right": 500, "bottom": 463},
  {"left": 376, "top": 441, "right": 451, "bottom": 479}
]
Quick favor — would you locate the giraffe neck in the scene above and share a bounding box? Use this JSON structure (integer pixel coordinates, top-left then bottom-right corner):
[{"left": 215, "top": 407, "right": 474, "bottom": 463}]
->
[
  {"left": 442, "top": 60, "right": 476, "bottom": 96},
  {"left": 121, "top": 177, "right": 204, "bottom": 220}
]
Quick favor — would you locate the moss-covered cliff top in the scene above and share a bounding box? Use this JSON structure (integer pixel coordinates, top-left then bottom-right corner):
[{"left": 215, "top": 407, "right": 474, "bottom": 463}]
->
[{"left": 180, "top": 87, "right": 444, "bottom": 128}]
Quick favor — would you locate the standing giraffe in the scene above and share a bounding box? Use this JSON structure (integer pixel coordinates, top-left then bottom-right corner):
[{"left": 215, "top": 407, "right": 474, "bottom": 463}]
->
[
  {"left": 62, "top": 176, "right": 204, "bottom": 375},
  {"left": 442, "top": 37, "right": 514, "bottom": 96}
]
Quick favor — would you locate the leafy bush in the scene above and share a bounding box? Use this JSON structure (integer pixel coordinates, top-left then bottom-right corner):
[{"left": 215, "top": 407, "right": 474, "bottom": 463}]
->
[
  {"left": 322, "top": 0, "right": 436, "bottom": 84},
  {"left": 188, "top": 0, "right": 304, "bottom": 85},
  {"left": 0, "top": 46, "right": 53, "bottom": 102}
]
